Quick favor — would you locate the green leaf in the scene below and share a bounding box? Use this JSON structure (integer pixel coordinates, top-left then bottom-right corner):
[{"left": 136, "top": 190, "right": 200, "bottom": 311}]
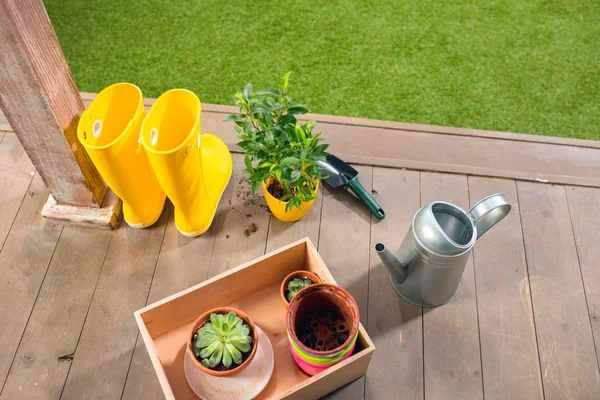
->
[
  {"left": 281, "top": 157, "right": 299, "bottom": 165},
  {"left": 244, "top": 155, "right": 253, "bottom": 172},
  {"left": 258, "top": 162, "right": 272, "bottom": 168},
  {"left": 200, "top": 340, "right": 220, "bottom": 359},
  {"left": 244, "top": 83, "right": 252, "bottom": 99},
  {"left": 300, "top": 148, "right": 309, "bottom": 162},
  {"left": 275, "top": 168, "right": 282, "bottom": 182},
  {"left": 225, "top": 312, "right": 237, "bottom": 332},
  {"left": 314, "top": 144, "right": 329, "bottom": 153},
  {"left": 287, "top": 106, "right": 308, "bottom": 115},
  {"left": 291, "top": 169, "right": 302, "bottom": 182},
  {"left": 226, "top": 343, "right": 243, "bottom": 365},
  {"left": 280, "top": 71, "right": 291, "bottom": 91},
  {"left": 208, "top": 343, "right": 224, "bottom": 367},
  {"left": 210, "top": 313, "right": 222, "bottom": 330},
  {"left": 251, "top": 180, "right": 260, "bottom": 194},
  {"left": 223, "top": 115, "right": 240, "bottom": 122},
  {"left": 231, "top": 339, "right": 251, "bottom": 353},
  {"left": 222, "top": 344, "right": 232, "bottom": 368},
  {"left": 256, "top": 88, "right": 280, "bottom": 97}
]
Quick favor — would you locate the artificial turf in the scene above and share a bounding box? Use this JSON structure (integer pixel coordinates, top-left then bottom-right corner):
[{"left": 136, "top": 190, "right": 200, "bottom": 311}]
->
[{"left": 44, "top": 0, "right": 599, "bottom": 140}]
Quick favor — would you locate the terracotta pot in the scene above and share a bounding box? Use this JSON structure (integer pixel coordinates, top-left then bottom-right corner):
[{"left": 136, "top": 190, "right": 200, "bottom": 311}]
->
[
  {"left": 285, "top": 284, "right": 360, "bottom": 375},
  {"left": 187, "top": 307, "right": 258, "bottom": 377},
  {"left": 262, "top": 179, "right": 319, "bottom": 223},
  {"left": 280, "top": 270, "right": 323, "bottom": 307}
]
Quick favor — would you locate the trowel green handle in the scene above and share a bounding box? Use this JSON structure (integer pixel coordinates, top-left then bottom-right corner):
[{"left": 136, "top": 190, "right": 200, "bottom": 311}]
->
[{"left": 347, "top": 178, "right": 386, "bottom": 220}]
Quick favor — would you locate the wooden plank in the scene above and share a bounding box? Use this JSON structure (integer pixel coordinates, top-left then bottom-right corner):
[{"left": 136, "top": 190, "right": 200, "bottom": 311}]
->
[
  {"left": 318, "top": 165, "right": 372, "bottom": 400},
  {"left": 468, "top": 177, "right": 543, "bottom": 399},
  {"left": 366, "top": 167, "right": 423, "bottom": 400},
  {"left": 265, "top": 185, "right": 324, "bottom": 252},
  {"left": 0, "top": 226, "right": 112, "bottom": 399},
  {"left": 566, "top": 186, "right": 600, "bottom": 366},
  {"left": 206, "top": 154, "right": 271, "bottom": 278},
  {"left": 59, "top": 205, "right": 170, "bottom": 400},
  {"left": 0, "top": 175, "right": 62, "bottom": 390},
  {"left": 78, "top": 92, "right": 600, "bottom": 188},
  {"left": 518, "top": 181, "right": 600, "bottom": 398},
  {"left": 80, "top": 92, "right": 600, "bottom": 150},
  {"left": 40, "top": 189, "right": 121, "bottom": 230},
  {"left": 420, "top": 172, "right": 484, "bottom": 400},
  {"left": 122, "top": 199, "right": 226, "bottom": 400},
  {"left": 0, "top": 134, "right": 35, "bottom": 250},
  {"left": 0, "top": 1, "right": 106, "bottom": 207}
]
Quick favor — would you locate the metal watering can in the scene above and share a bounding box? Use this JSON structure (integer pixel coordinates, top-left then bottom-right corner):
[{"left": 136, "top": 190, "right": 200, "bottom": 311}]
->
[{"left": 375, "top": 194, "right": 511, "bottom": 307}]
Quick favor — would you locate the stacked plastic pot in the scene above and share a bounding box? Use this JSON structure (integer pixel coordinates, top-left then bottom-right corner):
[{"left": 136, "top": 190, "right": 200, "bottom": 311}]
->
[{"left": 77, "top": 83, "right": 232, "bottom": 236}]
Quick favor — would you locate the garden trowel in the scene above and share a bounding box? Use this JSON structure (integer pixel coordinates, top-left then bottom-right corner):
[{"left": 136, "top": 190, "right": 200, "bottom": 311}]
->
[{"left": 318, "top": 154, "right": 386, "bottom": 220}]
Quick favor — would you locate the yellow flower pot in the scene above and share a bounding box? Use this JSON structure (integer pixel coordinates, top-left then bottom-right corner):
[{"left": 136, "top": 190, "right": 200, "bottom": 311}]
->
[
  {"left": 140, "top": 89, "right": 232, "bottom": 237},
  {"left": 262, "top": 179, "right": 319, "bottom": 223},
  {"left": 77, "top": 83, "right": 166, "bottom": 228}
]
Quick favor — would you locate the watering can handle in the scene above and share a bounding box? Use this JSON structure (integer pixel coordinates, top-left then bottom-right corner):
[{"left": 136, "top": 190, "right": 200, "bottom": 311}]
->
[{"left": 469, "top": 193, "right": 511, "bottom": 239}]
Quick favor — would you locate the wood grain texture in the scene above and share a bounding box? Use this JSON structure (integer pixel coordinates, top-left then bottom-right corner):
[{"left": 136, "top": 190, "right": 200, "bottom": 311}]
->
[
  {"left": 122, "top": 203, "right": 225, "bottom": 400},
  {"left": 0, "top": 226, "right": 112, "bottom": 399},
  {"left": 265, "top": 184, "right": 324, "bottom": 252},
  {"left": 566, "top": 186, "right": 600, "bottom": 367},
  {"left": 468, "top": 177, "right": 543, "bottom": 399},
  {"left": 0, "top": 134, "right": 35, "bottom": 250},
  {"left": 41, "top": 189, "right": 122, "bottom": 230},
  {"left": 318, "top": 165, "right": 372, "bottom": 400},
  {"left": 366, "top": 167, "right": 423, "bottom": 400},
  {"left": 518, "top": 181, "right": 600, "bottom": 399},
  {"left": 59, "top": 205, "right": 170, "bottom": 400},
  {"left": 206, "top": 111, "right": 600, "bottom": 188},
  {"left": 0, "top": 0, "right": 106, "bottom": 206},
  {"left": 420, "top": 172, "right": 484, "bottom": 400},
  {"left": 0, "top": 175, "right": 62, "bottom": 390},
  {"left": 206, "top": 154, "right": 271, "bottom": 278},
  {"left": 80, "top": 92, "right": 600, "bottom": 150},
  {"left": 77, "top": 92, "right": 600, "bottom": 188}
]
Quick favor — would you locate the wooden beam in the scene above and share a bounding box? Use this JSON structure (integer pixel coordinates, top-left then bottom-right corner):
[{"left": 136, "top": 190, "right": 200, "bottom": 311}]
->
[{"left": 0, "top": 0, "right": 107, "bottom": 207}]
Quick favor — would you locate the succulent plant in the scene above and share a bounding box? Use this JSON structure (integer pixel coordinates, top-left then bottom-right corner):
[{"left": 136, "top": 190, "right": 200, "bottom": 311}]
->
[
  {"left": 286, "top": 277, "right": 314, "bottom": 302},
  {"left": 192, "top": 312, "right": 253, "bottom": 369}
]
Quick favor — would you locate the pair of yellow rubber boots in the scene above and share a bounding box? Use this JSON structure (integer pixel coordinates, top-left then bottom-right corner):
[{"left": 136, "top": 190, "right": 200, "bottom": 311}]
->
[{"left": 77, "top": 83, "right": 232, "bottom": 237}]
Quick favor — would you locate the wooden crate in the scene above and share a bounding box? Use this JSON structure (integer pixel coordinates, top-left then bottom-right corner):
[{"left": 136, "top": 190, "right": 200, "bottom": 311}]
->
[{"left": 135, "top": 237, "right": 375, "bottom": 399}]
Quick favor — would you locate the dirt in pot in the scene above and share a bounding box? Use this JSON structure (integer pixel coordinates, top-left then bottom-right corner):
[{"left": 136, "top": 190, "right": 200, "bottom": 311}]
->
[
  {"left": 296, "top": 305, "right": 350, "bottom": 351},
  {"left": 267, "top": 179, "right": 297, "bottom": 200}
]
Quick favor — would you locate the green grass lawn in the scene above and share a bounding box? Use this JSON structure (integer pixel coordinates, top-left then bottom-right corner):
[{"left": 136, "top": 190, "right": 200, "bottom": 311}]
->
[{"left": 45, "top": 0, "right": 599, "bottom": 140}]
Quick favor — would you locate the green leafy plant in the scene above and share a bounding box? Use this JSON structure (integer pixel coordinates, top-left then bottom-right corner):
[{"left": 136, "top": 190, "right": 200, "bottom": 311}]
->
[
  {"left": 192, "top": 312, "right": 253, "bottom": 369},
  {"left": 286, "top": 277, "right": 315, "bottom": 302},
  {"left": 225, "top": 72, "right": 329, "bottom": 212}
]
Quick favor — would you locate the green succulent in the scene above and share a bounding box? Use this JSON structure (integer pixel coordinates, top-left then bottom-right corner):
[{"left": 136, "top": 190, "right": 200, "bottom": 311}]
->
[
  {"left": 192, "top": 312, "right": 253, "bottom": 369},
  {"left": 286, "top": 278, "right": 314, "bottom": 302}
]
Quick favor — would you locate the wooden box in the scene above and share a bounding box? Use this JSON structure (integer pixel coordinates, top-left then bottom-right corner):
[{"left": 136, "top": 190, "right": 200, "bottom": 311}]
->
[{"left": 135, "top": 238, "right": 375, "bottom": 399}]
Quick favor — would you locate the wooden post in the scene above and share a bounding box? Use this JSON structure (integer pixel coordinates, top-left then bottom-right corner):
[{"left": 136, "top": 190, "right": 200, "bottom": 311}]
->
[{"left": 0, "top": 0, "right": 120, "bottom": 228}]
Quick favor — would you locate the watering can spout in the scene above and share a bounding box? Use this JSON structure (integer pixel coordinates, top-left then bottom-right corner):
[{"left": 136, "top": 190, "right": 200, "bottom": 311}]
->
[{"left": 375, "top": 243, "right": 407, "bottom": 285}]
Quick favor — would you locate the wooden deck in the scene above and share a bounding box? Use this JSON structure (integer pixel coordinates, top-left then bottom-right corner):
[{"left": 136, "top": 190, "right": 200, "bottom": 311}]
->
[{"left": 0, "top": 111, "right": 600, "bottom": 399}]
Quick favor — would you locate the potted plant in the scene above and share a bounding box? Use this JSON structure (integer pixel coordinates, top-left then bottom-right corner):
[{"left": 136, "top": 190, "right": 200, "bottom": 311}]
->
[
  {"left": 226, "top": 73, "right": 329, "bottom": 222},
  {"left": 285, "top": 283, "right": 360, "bottom": 376},
  {"left": 280, "top": 270, "right": 323, "bottom": 306},
  {"left": 187, "top": 307, "right": 258, "bottom": 376}
]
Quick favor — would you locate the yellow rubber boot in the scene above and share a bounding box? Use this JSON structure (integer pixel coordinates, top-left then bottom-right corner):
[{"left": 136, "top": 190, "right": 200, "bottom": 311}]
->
[
  {"left": 140, "top": 89, "right": 232, "bottom": 237},
  {"left": 77, "top": 83, "right": 166, "bottom": 228}
]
